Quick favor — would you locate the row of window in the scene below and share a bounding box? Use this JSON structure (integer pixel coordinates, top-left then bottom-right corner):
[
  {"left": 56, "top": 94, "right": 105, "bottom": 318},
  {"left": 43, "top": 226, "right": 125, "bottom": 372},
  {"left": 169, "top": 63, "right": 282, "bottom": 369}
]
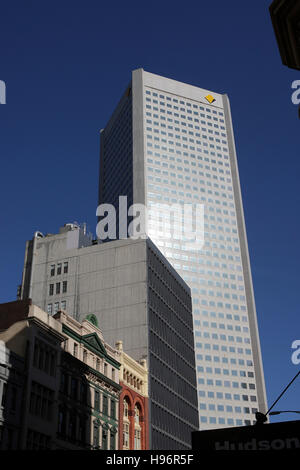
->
[
  {"left": 148, "top": 182, "right": 233, "bottom": 199},
  {"left": 94, "top": 390, "right": 116, "bottom": 419},
  {"left": 196, "top": 342, "right": 252, "bottom": 356},
  {"left": 49, "top": 281, "right": 67, "bottom": 296},
  {"left": 145, "top": 110, "right": 227, "bottom": 137},
  {"left": 147, "top": 138, "right": 228, "bottom": 156},
  {"left": 195, "top": 314, "right": 248, "bottom": 324},
  {"left": 147, "top": 167, "right": 232, "bottom": 187},
  {"left": 148, "top": 191, "right": 234, "bottom": 211},
  {"left": 198, "top": 390, "right": 257, "bottom": 402},
  {"left": 0, "top": 382, "right": 17, "bottom": 412},
  {"left": 197, "top": 366, "right": 254, "bottom": 378},
  {"left": 155, "top": 231, "right": 240, "bottom": 250},
  {"left": 146, "top": 133, "right": 228, "bottom": 152},
  {"left": 145, "top": 96, "right": 224, "bottom": 119},
  {"left": 195, "top": 331, "right": 251, "bottom": 344},
  {"left": 47, "top": 300, "right": 66, "bottom": 315},
  {"left": 198, "top": 377, "right": 255, "bottom": 390},
  {"left": 93, "top": 423, "right": 116, "bottom": 450},
  {"left": 145, "top": 106, "right": 226, "bottom": 131},
  {"left": 26, "top": 429, "right": 51, "bottom": 450},
  {"left": 147, "top": 149, "right": 229, "bottom": 169},
  {"left": 146, "top": 121, "right": 226, "bottom": 142},
  {"left": 33, "top": 339, "right": 56, "bottom": 376},
  {"left": 145, "top": 117, "right": 226, "bottom": 141},
  {"left": 147, "top": 145, "right": 228, "bottom": 161},
  {"left": 200, "top": 403, "right": 257, "bottom": 414},
  {"left": 147, "top": 190, "right": 235, "bottom": 209},
  {"left": 50, "top": 262, "right": 68, "bottom": 276},
  {"left": 148, "top": 177, "right": 233, "bottom": 196},
  {"left": 29, "top": 382, "right": 54, "bottom": 421},
  {"left": 145, "top": 89, "right": 224, "bottom": 115},
  {"left": 196, "top": 354, "right": 253, "bottom": 367},
  {"left": 168, "top": 260, "right": 243, "bottom": 279},
  {"left": 200, "top": 416, "right": 253, "bottom": 426}
]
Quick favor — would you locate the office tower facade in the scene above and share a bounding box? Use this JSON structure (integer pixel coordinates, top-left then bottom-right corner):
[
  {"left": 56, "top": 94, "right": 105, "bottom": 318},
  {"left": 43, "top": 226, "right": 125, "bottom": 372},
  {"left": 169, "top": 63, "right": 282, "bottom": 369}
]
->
[
  {"left": 20, "top": 225, "right": 199, "bottom": 449},
  {"left": 99, "top": 69, "right": 267, "bottom": 429}
]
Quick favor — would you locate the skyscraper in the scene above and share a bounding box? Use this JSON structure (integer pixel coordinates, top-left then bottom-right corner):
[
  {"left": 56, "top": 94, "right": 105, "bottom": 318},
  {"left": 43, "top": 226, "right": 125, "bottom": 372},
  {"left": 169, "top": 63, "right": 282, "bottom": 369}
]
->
[{"left": 99, "top": 69, "right": 267, "bottom": 429}]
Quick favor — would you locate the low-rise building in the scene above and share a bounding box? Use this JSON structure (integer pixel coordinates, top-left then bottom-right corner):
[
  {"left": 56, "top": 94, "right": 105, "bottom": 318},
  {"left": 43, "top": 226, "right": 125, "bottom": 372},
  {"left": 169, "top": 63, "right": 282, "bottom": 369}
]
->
[
  {"left": 116, "top": 340, "right": 149, "bottom": 450},
  {"left": 0, "top": 300, "right": 121, "bottom": 450},
  {"left": 0, "top": 299, "right": 65, "bottom": 449},
  {"left": 0, "top": 341, "right": 25, "bottom": 449},
  {"left": 54, "top": 310, "right": 121, "bottom": 450}
]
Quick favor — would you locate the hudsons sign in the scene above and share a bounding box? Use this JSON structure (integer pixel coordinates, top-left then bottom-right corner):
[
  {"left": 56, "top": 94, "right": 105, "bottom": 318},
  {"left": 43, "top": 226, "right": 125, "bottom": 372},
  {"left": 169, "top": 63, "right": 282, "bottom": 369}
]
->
[{"left": 192, "top": 420, "right": 300, "bottom": 452}]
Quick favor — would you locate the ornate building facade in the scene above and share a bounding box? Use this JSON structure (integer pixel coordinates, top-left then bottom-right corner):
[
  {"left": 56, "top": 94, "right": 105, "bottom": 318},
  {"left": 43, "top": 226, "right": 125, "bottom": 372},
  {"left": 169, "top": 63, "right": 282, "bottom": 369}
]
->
[
  {"left": 53, "top": 310, "right": 121, "bottom": 450},
  {"left": 0, "top": 300, "right": 121, "bottom": 450},
  {"left": 116, "top": 341, "right": 149, "bottom": 450}
]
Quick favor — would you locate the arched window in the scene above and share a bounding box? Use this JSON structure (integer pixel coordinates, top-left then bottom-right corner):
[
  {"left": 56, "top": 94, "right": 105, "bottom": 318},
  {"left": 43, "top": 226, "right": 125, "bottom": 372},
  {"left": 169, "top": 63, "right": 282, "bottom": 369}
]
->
[
  {"left": 134, "top": 404, "right": 142, "bottom": 450},
  {"left": 123, "top": 399, "right": 129, "bottom": 419},
  {"left": 123, "top": 422, "right": 130, "bottom": 449},
  {"left": 123, "top": 397, "right": 130, "bottom": 450},
  {"left": 134, "top": 405, "right": 140, "bottom": 424}
]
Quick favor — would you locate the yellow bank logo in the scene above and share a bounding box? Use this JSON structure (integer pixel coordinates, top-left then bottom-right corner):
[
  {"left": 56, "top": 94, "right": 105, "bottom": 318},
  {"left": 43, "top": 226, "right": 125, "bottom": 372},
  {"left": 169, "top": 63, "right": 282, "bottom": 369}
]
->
[{"left": 205, "top": 94, "right": 216, "bottom": 104}]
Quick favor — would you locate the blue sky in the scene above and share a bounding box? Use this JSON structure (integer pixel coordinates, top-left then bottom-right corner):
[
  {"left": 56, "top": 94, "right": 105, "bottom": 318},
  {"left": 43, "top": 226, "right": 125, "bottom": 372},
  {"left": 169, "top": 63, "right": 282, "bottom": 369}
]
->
[{"left": 0, "top": 1, "right": 299, "bottom": 422}]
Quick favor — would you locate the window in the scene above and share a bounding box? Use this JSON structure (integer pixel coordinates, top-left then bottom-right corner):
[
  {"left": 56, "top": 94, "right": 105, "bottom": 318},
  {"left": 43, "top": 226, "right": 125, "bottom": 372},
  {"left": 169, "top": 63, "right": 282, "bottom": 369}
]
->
[
  {"left": 94, "top": 390, "right": 100, "bottom": 411},
  {"left": 57, "top": 263, "right": 62, "bottom": 275},
  {"left": 61, "top": 300, "right": 66, "bottom": 310},
  {"left": 50, "top": 265, "right": 55, "bottom": 276},
  {"left": 29, "top": 382, "right": 54, "bottom": 421},
  {"left": 62, "top": 281, "right": 67, "bottom": 293},
  {"left": 49, "top": 284, "right": 54, "bottom": 296},
  {"left": 111, "top": 400, "right": 116, "bottom": 419},
  {"left": 102, "top": 429, "right": 108, "bottom": 450},
  {"left": 93, "top": 423, "right": 99, "bottom": 449},
  {"left": 134, "top": 429, "right": 141, "bottom": 450},
  {"left": 63, "top": 262, "right": 68, "bottom": 274},
  {"left": 58, "top": 406, "right": 66, "bottom": 435},
  {"left": 110, "top": 431, "right": 116, "bottom": 450},
  {"left": 11, "top": 387, "right": 17, "bottom": 411},
  {"left": 102, "top": 395, "right": 108, "bottom": 415},
  {"left": 83, "top": 350, "right": 87, "bottom": 363},
  {"left": 123, "top": 399, "right": 129, "bottom": 418},
  {"left": 73, "top": 343, "right": 78, "bottom": 357},
  {"left": 47, "top": 304, "right": 53, "bottom": 315},
  {"left": 54, "top": 302, "right": 59, "bottom": 314},
  {"left": 78, "top": 417, "right": 86, "bottom": 444},
  {"left": 71, "top": 378, "right": 77, "bottom": 400},
  {"left": 123, "top": 423, "right": 129, "bottom": 449},
  {"left": 56, "top": 283, "right": 60, "bottom": 295},
  {"left": 60, "top": 372, "right": 69, "bottom": 394},
  {"left": 80, "top": 382, "right": 87, "bottom": 404},
  {"left": 1, "top": 383, "right": 7, "bottom": 407},
  {"left": 135, "top": 405, "right": 140, "bottom": 424}
]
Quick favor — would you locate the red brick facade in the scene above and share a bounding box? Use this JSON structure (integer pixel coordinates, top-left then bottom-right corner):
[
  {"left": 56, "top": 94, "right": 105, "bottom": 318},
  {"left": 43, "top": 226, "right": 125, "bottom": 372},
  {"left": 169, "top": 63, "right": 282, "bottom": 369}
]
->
[{"left": 118, "top": 382, "right": 149, "bottom": 450}]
